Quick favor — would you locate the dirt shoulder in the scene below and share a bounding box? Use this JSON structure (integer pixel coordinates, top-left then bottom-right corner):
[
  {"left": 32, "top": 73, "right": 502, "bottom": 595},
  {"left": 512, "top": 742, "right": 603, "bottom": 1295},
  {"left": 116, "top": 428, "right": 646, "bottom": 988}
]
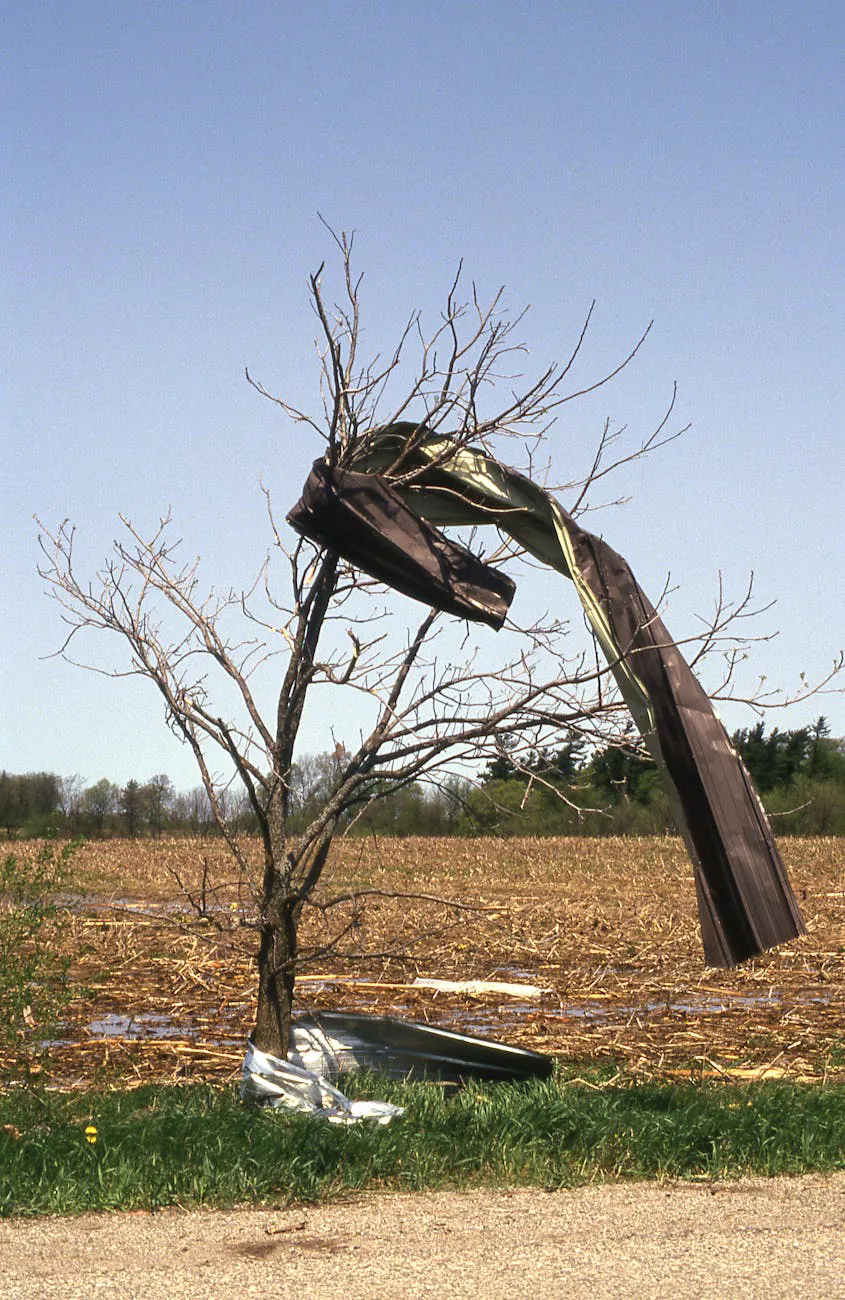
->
[{"left": 1, "top": 1176, "right": 843, "bottom": 1299}]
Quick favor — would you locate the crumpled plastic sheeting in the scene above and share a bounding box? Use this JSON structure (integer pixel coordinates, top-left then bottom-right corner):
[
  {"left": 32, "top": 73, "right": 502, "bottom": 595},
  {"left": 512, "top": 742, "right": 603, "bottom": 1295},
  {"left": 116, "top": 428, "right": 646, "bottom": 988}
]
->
[{"left": 240, "top": 1040, "right": 404, "bottom": 1125}]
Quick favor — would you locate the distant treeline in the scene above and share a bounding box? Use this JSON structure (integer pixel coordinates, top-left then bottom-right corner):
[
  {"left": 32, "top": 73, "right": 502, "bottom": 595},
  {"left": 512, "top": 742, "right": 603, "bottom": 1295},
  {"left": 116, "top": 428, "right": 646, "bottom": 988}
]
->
[
  {"left": 461, "top": 716, "right": 845, "bottom": 837},
  {"left": 4, "top": 717, "right": 845, "bottom": 839},
  {"left": 0, "top": 773, "right": 221, "bottom": 841}
]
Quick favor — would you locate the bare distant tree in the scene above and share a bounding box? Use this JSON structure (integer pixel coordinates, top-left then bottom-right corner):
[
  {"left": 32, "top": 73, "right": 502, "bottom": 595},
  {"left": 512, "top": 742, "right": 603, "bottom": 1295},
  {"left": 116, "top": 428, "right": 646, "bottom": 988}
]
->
[
  {"left": 81, "top": 778, "right": 118, "bottom": 838},
  {"left": 142, "top": 773, "right": 175, "bottom": 839},
  {"left": 36, "top": 233, "right": 823, "bottom": 1057},
  {"left": 57, "top": 774, "right": 85, "bottom": 833}
]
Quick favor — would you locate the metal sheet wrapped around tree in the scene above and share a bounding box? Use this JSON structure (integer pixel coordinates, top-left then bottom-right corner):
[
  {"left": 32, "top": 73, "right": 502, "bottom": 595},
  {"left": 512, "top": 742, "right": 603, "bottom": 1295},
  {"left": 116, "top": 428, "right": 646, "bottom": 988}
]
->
[
  {"left": 288, "top": 458, "right": 515, "bottom": 629},
  {"left": 287, "top": 427, "right": 805, "bottom": 967}
]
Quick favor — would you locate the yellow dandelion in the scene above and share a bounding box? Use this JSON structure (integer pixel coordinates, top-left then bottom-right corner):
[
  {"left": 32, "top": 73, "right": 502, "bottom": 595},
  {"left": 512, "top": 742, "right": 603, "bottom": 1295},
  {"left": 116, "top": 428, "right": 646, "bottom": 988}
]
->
[{"left": 84, "top": 1125, "right": 97, "bottom": 1145}]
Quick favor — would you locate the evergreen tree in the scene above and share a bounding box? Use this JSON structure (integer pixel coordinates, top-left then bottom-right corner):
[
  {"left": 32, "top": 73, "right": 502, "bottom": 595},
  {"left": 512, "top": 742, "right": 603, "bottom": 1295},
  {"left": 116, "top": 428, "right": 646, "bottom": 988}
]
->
[{"left": 119, "top": 779, "right": 145, "bottom": 838}]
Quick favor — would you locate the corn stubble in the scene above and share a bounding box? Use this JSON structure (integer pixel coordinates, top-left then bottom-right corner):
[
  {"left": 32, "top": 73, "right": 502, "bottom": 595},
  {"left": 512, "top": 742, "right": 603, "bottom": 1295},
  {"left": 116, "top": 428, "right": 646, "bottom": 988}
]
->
[{"left": 10, "top": 835, "right": 843, "bottom": 1088}]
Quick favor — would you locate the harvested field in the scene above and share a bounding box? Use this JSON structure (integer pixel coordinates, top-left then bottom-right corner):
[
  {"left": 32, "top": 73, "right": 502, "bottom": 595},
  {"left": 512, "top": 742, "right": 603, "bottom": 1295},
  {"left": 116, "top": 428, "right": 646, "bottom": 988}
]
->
[{"left": 10, "top": 836, "right": 844, "bottom": 1087}]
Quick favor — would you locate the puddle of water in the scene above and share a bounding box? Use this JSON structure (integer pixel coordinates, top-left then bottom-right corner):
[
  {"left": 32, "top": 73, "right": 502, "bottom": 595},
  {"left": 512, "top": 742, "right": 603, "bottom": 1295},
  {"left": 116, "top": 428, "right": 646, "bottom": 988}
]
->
[
  {"left": 74, "top": 897, "right": 216, "bottom": 917},
  {"left": 81, "top": 1011, "right": 245, "bottom": 1045},
  {"left": 88, "top": 1013, "right": 190, "bottom": 1039},
  {"left": 431, "top": 988, "right": 837, "bottom": 1038},
  {"left": 548, "top": 991, "right": 798, "bottom": 1023},
  {"left": 298, "top": 980, "right": 833, "bottom": 1031},
  {"left": 66, "top": 984, "right": 834, "bottom": 1051}
]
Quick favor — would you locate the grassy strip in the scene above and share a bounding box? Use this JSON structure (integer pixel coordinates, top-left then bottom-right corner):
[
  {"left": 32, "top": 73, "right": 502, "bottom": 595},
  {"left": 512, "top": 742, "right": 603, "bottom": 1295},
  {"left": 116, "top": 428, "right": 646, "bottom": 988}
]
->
[{"left": 1, "top": 1074, "right": 843, "bottom": 1216}]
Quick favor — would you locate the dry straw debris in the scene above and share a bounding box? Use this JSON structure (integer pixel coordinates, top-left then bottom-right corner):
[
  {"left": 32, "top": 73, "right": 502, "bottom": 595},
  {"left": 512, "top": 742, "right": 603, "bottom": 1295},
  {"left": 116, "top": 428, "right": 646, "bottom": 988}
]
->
[{"left": 6, "top": 836, "right": 843, "bottom": 1087}]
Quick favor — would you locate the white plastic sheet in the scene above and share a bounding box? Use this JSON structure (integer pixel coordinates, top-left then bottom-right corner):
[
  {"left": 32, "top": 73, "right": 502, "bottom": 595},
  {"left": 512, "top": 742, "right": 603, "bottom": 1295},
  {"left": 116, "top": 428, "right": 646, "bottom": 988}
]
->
[{"left": 240, "top": 1040, "right": 404, "bottom": 1125}]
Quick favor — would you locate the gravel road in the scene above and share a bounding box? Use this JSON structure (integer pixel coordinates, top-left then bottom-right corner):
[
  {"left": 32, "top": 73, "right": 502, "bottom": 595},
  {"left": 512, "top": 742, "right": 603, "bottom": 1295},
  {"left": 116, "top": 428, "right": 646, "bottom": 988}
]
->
[{"left": 1, "top": 1175, "right": 843, "bottom": 1299}]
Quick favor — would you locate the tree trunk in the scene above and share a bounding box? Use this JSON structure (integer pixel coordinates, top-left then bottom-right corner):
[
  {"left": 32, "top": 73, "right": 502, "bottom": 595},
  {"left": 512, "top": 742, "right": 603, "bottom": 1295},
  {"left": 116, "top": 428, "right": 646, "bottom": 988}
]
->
[{"left": 252, "top": 884, "right": 299, "bottom": 1058}]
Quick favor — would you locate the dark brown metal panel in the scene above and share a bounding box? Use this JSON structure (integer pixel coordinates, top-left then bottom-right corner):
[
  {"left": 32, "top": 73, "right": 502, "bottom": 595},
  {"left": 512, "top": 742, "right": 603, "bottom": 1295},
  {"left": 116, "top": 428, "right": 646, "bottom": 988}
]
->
[
  {"left": 287, "top": 444, "right": 806, "bottom": 967},
  {"left": 287, "top": 459, "right": 515, "bottom": 630},
  {"left": 562, "top": 525, "right": 805, "bottom": 966}
]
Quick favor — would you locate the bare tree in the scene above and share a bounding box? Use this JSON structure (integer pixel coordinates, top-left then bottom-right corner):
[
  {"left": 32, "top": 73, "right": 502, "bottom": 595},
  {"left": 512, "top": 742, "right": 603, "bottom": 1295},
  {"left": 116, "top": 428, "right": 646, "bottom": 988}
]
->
[
  {"left": 57, "top": 774, "right": 85, "bottom": 832},
  {"left": 36, "top": 234, "right": 823, "bottom": 1056},
  {"left": 81, "top": 778, "right": 119, "bottom": 838}
]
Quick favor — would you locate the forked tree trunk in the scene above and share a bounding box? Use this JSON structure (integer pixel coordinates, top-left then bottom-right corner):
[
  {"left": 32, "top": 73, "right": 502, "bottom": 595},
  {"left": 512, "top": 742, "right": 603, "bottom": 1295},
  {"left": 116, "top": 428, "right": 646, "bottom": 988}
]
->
[{"left": 250, "top": 551, "right": 340, "bottom": 1058}]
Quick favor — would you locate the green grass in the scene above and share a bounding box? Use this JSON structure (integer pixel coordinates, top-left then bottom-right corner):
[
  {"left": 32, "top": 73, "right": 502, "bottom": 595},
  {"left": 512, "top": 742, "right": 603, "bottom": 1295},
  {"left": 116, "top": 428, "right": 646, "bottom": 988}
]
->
[{"left": 1, "top": 1073, "right": 843, "bottom": 1217}]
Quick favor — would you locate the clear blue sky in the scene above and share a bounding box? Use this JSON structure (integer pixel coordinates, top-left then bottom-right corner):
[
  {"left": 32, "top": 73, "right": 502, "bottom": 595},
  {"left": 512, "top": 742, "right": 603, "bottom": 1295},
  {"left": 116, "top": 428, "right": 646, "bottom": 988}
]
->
[{"left": 3, "top": 1, "right": 843, "bottom": 791}]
